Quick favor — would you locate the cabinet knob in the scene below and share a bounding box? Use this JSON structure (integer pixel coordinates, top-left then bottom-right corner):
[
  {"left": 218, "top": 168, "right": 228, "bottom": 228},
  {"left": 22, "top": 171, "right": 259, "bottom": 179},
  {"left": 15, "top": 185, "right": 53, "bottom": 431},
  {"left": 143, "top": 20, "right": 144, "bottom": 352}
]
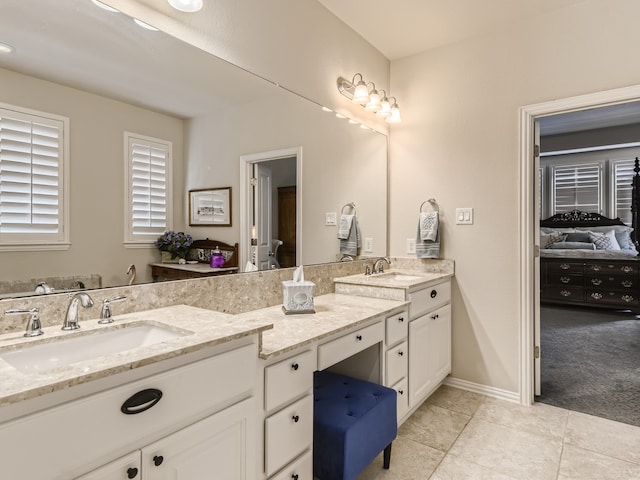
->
[
  {"left": 291, "top": 363, "right": 299, "bottom": 371},
  {"left": 398, "top": 317, "right": 404, "bottom": 322},
  {"left": 560, "top": 276, "right": 571, "bottom": 284},
  {"left": 127, "top": 467, "right": 139, "bottom": 479},
  {"left": 291, "top": 474, "right": 299, "bottom": 480},
  {"left": 153, "top": 455, "right": 164, "bottom": 467},
  {"left": 430, "top": 289, "right": 438, "bottom": 298},
  {"left": 398, "top": 389, "right": 404, "bottom": 395},
  {"left": 292, "top": 415, "right": 300, "bottom": 423},
  {"left": 398, "top": 351, "right": 404, "bottom": 356},
  {"left": 431, "top": 314, "right": 439, "bottom": 320},
  {"left": 356, "top": 335, "right": 363, "bottom": 341}
]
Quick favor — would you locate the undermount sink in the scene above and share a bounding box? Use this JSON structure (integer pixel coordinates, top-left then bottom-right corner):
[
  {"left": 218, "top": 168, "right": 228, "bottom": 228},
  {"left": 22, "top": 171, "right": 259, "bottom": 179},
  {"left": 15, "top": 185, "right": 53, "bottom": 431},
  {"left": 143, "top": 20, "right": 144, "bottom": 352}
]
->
[{"left": 0, "top": 323, "right": 189, "bottom": 374}]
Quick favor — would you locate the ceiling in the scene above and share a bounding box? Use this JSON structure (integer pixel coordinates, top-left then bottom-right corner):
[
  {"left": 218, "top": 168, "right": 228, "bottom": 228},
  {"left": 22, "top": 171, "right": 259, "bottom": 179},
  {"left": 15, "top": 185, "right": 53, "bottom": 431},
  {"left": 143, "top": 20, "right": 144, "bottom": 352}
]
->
[{"left": 316, "top": 0, "right": 587, "bottom": 61}]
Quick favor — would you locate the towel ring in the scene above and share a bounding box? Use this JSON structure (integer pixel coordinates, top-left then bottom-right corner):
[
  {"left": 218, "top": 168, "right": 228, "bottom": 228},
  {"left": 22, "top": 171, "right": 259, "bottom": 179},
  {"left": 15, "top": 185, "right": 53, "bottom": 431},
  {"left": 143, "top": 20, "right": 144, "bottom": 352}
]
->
[
  {"left": 420, "top": 199, "right": 438, "bottom": 213},
  {"left": 341, "top": 202, "right": 357, "bottom": 214}
]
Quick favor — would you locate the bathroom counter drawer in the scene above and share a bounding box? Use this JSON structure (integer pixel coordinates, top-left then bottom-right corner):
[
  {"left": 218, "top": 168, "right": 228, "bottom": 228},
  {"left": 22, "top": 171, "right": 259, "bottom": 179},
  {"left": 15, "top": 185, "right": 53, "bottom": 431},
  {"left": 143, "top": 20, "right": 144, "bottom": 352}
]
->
[
  {"left": 269, "top": 450, "right": 312, "bottom": 480},
  {"left": 385, "top": 310, "right": 408, "bottom": 346},
  {"left": 385, "top": 341, "right": 408, "bottom": 387},
  {"left": 0, "top": 342, "right": 257, "bottom": 479},
  {"left": 264, "top": 350, "right": 315, "bottom": 412},
  {"left": 264, "top": 394, "right": 313, "bottom": 477},
  {"left": 317, "top": 321, "right": 384, "bottom": 371},
  {"left": 408, "top": 281, "right": 451, "bottom": 319}
]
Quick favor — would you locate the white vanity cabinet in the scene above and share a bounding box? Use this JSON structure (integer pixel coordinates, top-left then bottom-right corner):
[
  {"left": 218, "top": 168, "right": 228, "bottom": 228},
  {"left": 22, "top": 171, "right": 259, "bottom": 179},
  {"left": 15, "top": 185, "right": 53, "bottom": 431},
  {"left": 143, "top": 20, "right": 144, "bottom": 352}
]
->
[
  {"left": 0, "top": 338, "right": 259, "bottom": 480},
  {"left": 383, "top": 310, "right": 409, "bottom": 419}
]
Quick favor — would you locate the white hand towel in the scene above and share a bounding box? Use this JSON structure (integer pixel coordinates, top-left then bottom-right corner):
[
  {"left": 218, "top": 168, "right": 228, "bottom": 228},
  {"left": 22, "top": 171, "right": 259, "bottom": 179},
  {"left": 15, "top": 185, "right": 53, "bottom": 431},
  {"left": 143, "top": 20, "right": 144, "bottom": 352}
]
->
[
  {"left": 244, "top": 261, "right": 258, "bottom": 272},
  {"left": 338, "top": 214, "right": 354, "bottom": 240},
  {"left": 339, "top": 215, "right": 361, "bottom": 255},
  {"left": 420, "top": 211, "right": 438, "bottom": 241}
]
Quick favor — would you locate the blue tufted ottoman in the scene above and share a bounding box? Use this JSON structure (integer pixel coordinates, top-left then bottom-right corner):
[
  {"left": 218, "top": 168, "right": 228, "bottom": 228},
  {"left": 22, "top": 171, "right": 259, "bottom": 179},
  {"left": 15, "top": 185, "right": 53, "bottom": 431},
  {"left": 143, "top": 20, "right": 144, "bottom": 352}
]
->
[{"left": 313, "top": 370, "right": 397, "bottom": 480}]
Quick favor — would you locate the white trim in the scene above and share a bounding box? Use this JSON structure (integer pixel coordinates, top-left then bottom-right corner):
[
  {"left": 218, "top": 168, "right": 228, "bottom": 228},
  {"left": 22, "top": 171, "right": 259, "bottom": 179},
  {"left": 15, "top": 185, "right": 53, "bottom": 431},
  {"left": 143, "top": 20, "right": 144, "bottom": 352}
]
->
[
  {"left": 444, "top": 377, "right": 520, "bottom": 404},
  {"left": 239, "top": 147, "right": 302, "bottom": 269},
  {"left": 519, "top": 84, "right": 640, "bottom": 406},
  {"left": 541, "top": 141, "right": 640, "bottom": 157}
]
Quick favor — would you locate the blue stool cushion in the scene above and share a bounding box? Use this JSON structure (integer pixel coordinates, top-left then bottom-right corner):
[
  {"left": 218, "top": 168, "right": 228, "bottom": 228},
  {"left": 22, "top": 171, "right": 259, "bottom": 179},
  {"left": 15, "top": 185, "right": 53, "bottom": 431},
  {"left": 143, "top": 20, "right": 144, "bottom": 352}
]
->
[{"left": 313, "top": 370, "right": 397, "bottom": 480}]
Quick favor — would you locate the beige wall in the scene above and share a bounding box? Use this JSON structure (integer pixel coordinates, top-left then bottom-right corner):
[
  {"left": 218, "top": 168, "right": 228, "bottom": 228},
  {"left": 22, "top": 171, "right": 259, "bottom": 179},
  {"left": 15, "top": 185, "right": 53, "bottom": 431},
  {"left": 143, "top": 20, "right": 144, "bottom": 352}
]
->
[
  {"left": 389, "top": 0, "right": 640, "bottom": 394},
  {"left": 0, "top": 68, "right": 184, "bottom": 287}
]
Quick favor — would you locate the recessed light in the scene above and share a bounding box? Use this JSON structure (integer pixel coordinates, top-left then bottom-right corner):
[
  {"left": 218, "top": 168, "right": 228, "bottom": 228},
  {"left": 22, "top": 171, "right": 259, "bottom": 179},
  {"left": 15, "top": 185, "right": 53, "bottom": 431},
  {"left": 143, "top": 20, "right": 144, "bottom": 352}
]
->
[
  {"left": 0, "top": 42, "right": 15, "bottom": 54},
  {"left": 168, "top": 0, "right": 203, "bottom": 13},
  {"left": 91, "top": 0, "right": 119, "bottom": 13},
  {"left": 133, "top": 18, "right": 159, "bottom": 31}
]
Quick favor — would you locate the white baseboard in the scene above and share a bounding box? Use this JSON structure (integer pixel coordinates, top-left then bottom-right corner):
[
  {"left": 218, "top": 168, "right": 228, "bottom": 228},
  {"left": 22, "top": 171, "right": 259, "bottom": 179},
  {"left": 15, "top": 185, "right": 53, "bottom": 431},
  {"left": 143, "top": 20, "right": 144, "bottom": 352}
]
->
[{"left": 444, "top": 376, "right": 521, "bottom": 404}]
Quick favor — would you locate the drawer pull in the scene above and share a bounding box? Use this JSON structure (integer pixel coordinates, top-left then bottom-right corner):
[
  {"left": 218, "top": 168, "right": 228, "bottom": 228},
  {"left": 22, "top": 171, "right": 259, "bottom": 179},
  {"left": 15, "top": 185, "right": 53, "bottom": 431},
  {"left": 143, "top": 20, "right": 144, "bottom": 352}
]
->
[
  {"left": 559, "top": 263, "right": 570, "bottom": 270},
  {"left": 127, "top": 467, "right": 139, "bottom": 479},
  {"left": 622, "top": 295, "right": 634, "bottom": 302},
  {"left": 560, "top": 290, "right": 571, "bottom": 297},
  {"left": 430, "top": 289, "right": 438, "bottom": 298},
  {"left": 153, "top": 455, "right": 164, "bottom": 467},
  {"left": 292, "top": 415, "right": 300, "bottom": 423},
  {"left": 291, "top": 363, "right": 299, "bottom": 371},
  {"left": 431, "top": 314, "right": 439, "bottom": 320},
  {"left": 622, "top": 280, "right": 633, "bottom": 288},
  {"left": 591, "top": 278, "right": 602, "bottom": 286},
  {"left": 356, "top": 335, "right": 363, "bottom": 341},
  {"left": 560, "top": 276, "right": 571, "bottom": 284},
  {"left": 398, "top": 351, "right": 404, "bottom": 356},
  {"left": 398, "top": 317, "right": 404, "bottom": 322},
  {"left": 590, "top": 293, "right": 603, "bottom": 300},
  {"left": 121, "top": 388, "right": 163, "bottom": 415},
  {"left": 591, "top": 265, "right": 602, "bottom": 271},
  {"left": 292, "top": 475, "right": 299, "bottom": 480},
  {"left": 622, "top": 266, "right": 634, "bottom": 273},
  {"left": 398, "top": 389, "right": 404, "bottom": 395}
]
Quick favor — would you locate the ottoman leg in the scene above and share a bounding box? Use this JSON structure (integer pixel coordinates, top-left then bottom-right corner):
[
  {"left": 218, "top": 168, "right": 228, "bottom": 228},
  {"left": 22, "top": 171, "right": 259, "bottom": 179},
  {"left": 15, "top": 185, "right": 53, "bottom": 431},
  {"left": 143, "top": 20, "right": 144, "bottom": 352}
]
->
[{"left": 383, "top": 442, "right": 392, "bottom": 469}]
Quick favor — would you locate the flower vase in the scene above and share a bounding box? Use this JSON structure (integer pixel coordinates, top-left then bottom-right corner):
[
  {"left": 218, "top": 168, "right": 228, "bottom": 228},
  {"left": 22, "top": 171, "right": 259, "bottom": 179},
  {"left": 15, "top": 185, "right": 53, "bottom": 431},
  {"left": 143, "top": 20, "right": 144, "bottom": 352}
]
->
[{"left": 161, "top": 251, "right": 180, "bottom": 263}]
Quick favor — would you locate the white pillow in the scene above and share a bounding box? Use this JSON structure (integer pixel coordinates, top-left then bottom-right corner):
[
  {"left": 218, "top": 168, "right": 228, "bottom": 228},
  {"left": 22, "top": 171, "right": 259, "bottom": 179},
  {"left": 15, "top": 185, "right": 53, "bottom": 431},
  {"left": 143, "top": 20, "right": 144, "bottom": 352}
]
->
[
  {"left": 588, "top": 230, "right": 621, "bottom": 250},
  {"left": 540, "top": 232, "right": 566, "bottom": 248}
]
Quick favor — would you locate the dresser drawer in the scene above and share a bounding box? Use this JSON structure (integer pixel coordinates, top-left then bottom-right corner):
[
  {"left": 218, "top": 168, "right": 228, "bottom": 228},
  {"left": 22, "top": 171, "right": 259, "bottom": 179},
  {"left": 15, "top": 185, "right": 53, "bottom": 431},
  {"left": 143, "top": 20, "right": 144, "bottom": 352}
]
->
[
  {"left": 385, "top": 341, "right": 408, "bottom": 387},
  {"left": 391, "top": 378, "right": 409, "bottom": 420},
  {"left": 269, "top": 450, "right": 312, "bottom": 480},
  {"left": 265, "top": 394, "right": 313, "bottom": 476},
  {"left": 586, "top": 262, "right": 638, "bottom": 275},
  {"left": 546, "top": 261, "right": 583, "bottom": 274},
  {"left": 586, "top": 275, "right": 636, "bottom": 290},
  {"left": 317, "top": 321, "right": 384, "bottom": 370},
  {"left": 547, "top": 273, "right": 583, "bottom": 286},
  {"left": 385, "top": 310, "right": 408, "bottom": 346},
  {"left": 265, "top": 350, "right": 315, "bottom": 412},
  {"left": 408, "top": 281, "right": 451, "bottom": 319},
  {"left": 545, "top": 286, "right": 584, "bottom": 302},
  {"left": 586, "top": 289, "right": 638, "bottom": 306}
]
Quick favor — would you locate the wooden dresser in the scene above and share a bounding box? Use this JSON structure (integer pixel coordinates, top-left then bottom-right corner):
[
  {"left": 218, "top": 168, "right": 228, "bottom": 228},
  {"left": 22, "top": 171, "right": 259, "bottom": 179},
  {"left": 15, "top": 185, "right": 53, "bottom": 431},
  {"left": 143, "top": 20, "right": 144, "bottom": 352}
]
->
[{"left": 541, "top": 257, "right": 640, "bottom": 310}]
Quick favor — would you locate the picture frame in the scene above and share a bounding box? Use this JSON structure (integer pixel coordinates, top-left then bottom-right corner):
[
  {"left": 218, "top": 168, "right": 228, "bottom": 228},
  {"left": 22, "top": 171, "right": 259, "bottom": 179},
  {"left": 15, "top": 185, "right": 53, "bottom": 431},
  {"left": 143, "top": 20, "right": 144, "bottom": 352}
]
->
[{"left": 189, "top": 187, "right": 232, "bottom": 226}]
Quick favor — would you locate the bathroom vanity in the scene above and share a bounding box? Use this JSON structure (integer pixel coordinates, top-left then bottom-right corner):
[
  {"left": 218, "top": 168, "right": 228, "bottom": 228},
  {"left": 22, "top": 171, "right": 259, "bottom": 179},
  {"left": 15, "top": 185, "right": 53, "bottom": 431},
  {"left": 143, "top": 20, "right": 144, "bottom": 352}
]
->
[{"left": 0, "top": 268, "right": 452, "bottom": 480}]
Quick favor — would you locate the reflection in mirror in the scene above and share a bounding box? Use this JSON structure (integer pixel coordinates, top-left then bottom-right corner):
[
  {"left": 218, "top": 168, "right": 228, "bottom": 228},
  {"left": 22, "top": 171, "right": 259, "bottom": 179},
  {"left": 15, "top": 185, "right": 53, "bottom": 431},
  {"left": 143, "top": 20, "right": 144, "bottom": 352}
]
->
[{"left": 0, "top": 0, "right": 388, "bottom": 298}]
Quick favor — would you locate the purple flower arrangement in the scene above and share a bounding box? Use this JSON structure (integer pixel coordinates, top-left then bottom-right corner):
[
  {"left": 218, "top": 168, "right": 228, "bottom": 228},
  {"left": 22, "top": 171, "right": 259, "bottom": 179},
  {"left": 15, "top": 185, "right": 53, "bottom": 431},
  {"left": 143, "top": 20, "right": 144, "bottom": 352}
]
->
[{"left": 155, "top": 231, "right": 193, "bottom": 259}]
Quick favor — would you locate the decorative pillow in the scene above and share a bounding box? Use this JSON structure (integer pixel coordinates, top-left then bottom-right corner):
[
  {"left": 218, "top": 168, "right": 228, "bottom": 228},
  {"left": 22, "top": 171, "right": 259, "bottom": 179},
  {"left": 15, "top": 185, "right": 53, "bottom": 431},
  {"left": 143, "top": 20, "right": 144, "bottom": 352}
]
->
[
  {"left": 540, "top": 232, "right": 567, "bottom": 248},
  {"left": 576, "top": 225, "right": 634, "bottom": 250},
  {"left": 565, "top": 231, "right": 591, "bottom": 242},
  {"left": 588, "top": 230, "right": 621, "bottom": 250},
  {"left": 548, "top": 242, "right": 596, "bottom": 250}
]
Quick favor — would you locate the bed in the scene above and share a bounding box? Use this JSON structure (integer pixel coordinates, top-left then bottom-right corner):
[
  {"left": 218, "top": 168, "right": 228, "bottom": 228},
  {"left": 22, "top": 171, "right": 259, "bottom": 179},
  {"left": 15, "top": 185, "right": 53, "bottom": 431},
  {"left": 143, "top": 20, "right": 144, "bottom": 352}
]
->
[{"left": 540, "top": 207, "right": 640, "bottom": 310}]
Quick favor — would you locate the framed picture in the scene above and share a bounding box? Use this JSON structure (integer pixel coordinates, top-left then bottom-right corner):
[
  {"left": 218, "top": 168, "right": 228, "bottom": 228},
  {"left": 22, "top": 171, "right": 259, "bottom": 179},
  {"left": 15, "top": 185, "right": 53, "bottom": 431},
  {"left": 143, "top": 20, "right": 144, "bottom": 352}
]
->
[{"left": 189, "top": 187, "right": 232, "bottom": 226}]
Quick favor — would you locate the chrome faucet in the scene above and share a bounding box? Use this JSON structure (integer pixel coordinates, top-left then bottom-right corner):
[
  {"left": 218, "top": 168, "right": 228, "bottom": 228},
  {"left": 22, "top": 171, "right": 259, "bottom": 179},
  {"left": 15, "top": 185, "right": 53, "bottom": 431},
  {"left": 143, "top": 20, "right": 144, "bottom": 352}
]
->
[
  {"left": 34, "top": 281, "right": 54, "bottom": 294},
  {"left": 63, "top": 292, "right": 94, "bottom": 330},
  {"left": 372, "top": 257, "right": 391, "bottom": 274},
  {"left": 99, "top": 295, "right": 127, "bottom": 324},
  {"left": 5, "top": 307, "right": 43, "bottom": 337}
]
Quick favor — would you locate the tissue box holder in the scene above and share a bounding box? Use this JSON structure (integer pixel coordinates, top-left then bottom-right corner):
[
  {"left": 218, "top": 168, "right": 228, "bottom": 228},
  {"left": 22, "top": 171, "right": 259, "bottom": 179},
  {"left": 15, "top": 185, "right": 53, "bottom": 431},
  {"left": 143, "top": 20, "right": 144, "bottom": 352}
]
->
[{"left": 282, "top": 280, "right": 316, "bottom": 314}]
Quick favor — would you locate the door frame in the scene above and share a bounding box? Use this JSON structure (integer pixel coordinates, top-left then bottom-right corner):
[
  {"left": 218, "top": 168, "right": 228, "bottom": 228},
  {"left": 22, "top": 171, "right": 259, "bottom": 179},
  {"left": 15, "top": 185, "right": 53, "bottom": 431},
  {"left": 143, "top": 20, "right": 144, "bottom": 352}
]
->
[
  {"left": 518, "top": 84, "right": 640, "bottom": 405},
  {"left": 239, "top": 146, "right": 302, "bottom": 269}
]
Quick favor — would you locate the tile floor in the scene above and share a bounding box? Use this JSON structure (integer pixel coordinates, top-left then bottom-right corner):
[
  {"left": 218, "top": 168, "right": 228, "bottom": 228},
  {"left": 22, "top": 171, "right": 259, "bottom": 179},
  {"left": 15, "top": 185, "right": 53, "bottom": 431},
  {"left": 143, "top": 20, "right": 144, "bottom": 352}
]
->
[{"left": 358, "top": 385, "right": 640, "bottom": 480}]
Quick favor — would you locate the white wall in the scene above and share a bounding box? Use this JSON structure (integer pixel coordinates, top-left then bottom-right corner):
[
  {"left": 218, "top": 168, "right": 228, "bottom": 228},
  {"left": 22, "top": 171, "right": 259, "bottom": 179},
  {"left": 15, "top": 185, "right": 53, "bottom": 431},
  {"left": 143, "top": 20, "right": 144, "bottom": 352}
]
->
[
  {"left": 0, "top": 68, "right": 184, "bottom": 287},
  {"left": 389, "top": 0, "right": 640, "bottom": 393}
]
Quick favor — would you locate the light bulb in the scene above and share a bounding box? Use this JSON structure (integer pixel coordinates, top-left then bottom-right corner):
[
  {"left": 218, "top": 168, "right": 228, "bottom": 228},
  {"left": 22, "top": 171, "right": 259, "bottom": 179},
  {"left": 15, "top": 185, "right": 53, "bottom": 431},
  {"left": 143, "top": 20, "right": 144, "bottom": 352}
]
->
[
  {"left": 386, "top": 104, "right": 402, "bottom": 123},
  {"left": 365, "top": 90, "right": 381, "bottom": 111},
  {"left": 377, "top": 98, "right": 392, "bottom": 118},
  {"left": 352, "top": 80, "right": 369, "bottom": 104}
]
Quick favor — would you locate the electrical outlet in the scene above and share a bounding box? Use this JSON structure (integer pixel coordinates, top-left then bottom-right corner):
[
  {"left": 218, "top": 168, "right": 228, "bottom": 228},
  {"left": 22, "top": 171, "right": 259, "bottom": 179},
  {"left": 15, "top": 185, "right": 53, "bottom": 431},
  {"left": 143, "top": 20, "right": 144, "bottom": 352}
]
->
[
  {"left": 407, "top": 238, "right": 416, "bottom": 254},
  {"left": 364, "top": 237, "right": 374, "bottom": 253},
  {"left": 325, "top": 212, "right": 337, "bottom": 226}
]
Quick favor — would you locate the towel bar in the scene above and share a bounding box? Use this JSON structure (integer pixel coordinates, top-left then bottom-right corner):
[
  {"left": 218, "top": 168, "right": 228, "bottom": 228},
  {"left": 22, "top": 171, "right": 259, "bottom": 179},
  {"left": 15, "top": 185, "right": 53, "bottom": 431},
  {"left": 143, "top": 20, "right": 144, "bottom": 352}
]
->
[
  {"left": 420, "top": 198, "right": 438, "bottom": 212},
  {"left": 341, "top": 202, "right": 357, "bottom": 214}
]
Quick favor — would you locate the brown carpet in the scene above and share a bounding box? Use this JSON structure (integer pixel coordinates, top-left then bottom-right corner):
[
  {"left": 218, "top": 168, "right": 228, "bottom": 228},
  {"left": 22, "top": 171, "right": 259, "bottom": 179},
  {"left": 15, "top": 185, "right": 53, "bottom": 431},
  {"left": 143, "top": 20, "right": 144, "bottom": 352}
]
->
[{"left": 536, "top": 304, "right": 640, "bottom": 427}]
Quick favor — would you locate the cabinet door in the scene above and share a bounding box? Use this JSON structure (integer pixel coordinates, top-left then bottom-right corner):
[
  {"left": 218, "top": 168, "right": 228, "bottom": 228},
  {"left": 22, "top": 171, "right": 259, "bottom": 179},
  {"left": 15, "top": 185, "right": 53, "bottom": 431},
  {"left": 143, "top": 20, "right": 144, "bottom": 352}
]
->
[
  {"left": 408, "top": 304, "right": 451, "bottom": 407},
  {"left": 141, "top": 397, "right": 256, "bottom": 480},
  {"left": 75, "top": 452, "right": 141, "bottom": 480}
]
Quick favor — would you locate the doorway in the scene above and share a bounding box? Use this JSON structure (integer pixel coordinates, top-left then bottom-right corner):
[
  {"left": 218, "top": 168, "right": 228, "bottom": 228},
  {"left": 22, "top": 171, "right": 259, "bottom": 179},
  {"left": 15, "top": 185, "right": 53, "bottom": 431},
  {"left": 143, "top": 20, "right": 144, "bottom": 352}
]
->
[
  {"left": 519, "top": 84, "right": 640, "bottom": 407},
  {"left": 239, "top": 147, "right": 302, "bottom": 271}
]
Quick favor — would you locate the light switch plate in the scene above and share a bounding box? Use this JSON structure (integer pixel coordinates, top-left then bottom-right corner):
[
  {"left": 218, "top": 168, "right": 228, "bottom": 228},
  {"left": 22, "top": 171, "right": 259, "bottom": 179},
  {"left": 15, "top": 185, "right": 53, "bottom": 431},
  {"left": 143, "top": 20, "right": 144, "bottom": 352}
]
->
[
  {"left": 364, "top": 237, "right": 374, "bottom": 253},
  {"left": 407, "top": 238, "right": 416, "bottom": 254},
  {"left": 325, "top": 212, "right": 337, "bottom": 226},
  {"left": 456, "top": 207, "right": 474, "bottom": 225}
]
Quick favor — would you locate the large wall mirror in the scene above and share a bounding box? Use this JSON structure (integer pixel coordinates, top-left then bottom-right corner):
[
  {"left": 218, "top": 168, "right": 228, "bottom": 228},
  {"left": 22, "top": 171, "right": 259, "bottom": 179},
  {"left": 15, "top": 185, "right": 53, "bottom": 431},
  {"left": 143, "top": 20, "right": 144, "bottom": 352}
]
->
[{"left": 0, "top": 0, "right": 388, "bottom": 299}]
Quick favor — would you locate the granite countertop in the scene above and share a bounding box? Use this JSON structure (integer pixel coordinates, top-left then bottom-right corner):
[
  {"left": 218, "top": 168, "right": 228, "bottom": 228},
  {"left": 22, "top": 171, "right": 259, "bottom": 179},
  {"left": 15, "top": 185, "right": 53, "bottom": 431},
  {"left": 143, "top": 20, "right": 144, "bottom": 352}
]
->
[
  {"left": 237, "top": 293, "right": 409, "bottom": 360},
  {"left": 333, "top": 269, "right": 453, "bottom": 290},
  {"left": 0, "top": 305, "right": 272, "bottom": 407}
]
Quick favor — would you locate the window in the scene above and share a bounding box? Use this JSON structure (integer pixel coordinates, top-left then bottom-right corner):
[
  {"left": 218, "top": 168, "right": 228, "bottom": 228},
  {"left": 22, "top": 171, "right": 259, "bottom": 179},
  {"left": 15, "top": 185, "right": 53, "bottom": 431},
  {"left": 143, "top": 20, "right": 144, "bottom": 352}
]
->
[
  {"left": 612, "top": 159, "right": 636, "bottom": 224},
  {"left": 124, "top": 132, "right": 172, "bottom": 246},
  {"left": 0, "top": 104, "right": 69, "bottom": 250},
  {"left": 550, "top": 162, "right": 602, "bottom": 214}
]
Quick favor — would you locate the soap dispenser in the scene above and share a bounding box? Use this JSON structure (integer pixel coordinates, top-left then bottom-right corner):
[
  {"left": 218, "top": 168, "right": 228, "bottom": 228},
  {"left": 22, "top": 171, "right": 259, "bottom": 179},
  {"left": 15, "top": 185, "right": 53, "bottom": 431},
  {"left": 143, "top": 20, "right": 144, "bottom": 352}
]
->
[{"left": 210, "top": 246, "right": 225, "bottom": 268}]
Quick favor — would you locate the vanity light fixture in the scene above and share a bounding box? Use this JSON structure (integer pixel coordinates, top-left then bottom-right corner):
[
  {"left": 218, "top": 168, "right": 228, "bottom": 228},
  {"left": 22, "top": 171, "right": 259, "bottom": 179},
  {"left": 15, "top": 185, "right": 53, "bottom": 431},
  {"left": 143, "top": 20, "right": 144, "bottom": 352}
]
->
[
  {"left": 168, "top": 0, "right": 204, "bottom": 12},
  {"left": 337, "top": 74, "right": 402, "bottom": 123},
  {"left": 0, "top": 42, "right": 15, "bottom": 54}
]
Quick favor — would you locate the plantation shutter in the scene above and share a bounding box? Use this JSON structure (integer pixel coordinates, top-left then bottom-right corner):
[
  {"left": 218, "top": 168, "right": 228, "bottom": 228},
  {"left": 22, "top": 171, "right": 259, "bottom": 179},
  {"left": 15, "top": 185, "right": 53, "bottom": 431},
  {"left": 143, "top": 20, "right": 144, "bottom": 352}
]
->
[
  {"left": 613, "top": 159, "right": 635, "bottom": 225},
  {"left": 551, "top": 163, "right": 602, "bottom": 214},
  {"left": 0, "top": 107, "right": 65, "bottom": 242},
  {"left": 125, "top": 133, "right": 172, "bottom": 243}
]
